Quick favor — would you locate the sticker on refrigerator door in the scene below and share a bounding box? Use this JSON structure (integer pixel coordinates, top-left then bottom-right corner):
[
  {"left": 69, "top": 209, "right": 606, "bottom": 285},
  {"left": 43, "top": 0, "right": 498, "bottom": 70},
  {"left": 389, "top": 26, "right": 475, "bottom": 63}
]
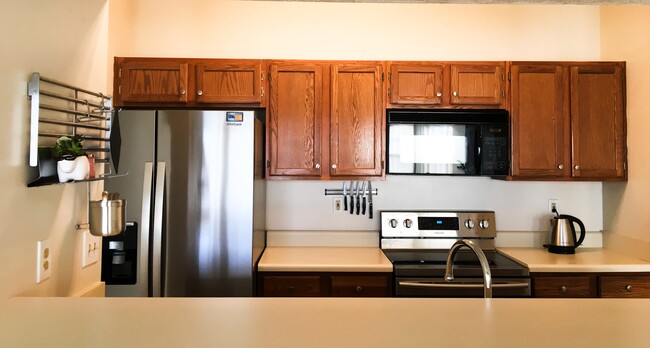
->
[{"left": 226, "top": 112, "right": 244, "bottom": 126}]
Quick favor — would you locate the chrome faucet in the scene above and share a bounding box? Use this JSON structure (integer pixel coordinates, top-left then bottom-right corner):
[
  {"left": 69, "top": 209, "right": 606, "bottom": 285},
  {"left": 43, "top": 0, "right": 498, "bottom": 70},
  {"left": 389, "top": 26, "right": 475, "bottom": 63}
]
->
[{"left": 445, "top": 239, "right": 493, "bottom": 298}]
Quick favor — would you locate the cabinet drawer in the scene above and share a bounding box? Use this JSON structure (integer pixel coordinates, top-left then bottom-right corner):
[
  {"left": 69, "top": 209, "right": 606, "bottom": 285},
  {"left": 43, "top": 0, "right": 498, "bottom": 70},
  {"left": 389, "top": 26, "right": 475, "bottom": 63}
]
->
[
  {"left": 261, "top": 276, "right": 322, "bottom": 297},
  {"left": 533, "top": 276, "right": 596, "bottom": 298},
  {"left": 600, "top": 276, "right": 650, "bottom": 298},
  {"left": 330, "top": 276, "right": 390, "bottom": 297}
]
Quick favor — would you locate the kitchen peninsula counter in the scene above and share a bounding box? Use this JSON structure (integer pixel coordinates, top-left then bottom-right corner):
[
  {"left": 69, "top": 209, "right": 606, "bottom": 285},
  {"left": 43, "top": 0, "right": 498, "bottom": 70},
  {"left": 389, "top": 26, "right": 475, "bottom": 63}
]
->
[
  {"left": 499, "top": 247, "right": 650, "bottom": 273},
  {"left": 257, "top": 247, "right": 392, "bottom": 272},
  {"left": 1, "top": 297, "right": 649, "bottom": 347}
]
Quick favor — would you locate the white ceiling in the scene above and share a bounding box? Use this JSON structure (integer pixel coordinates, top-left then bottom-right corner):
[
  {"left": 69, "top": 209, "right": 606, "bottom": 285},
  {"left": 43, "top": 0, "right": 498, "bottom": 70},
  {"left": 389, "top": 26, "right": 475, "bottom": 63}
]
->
[{"left": 250, "top": 0, "right": 650, "bottom": 4}]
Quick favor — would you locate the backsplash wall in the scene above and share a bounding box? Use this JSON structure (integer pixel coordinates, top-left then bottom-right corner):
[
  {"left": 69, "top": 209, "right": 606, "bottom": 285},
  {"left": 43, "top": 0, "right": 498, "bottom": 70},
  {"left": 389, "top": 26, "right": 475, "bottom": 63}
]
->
[{"left": 267, "top": 176, "right": 603, "bottom": 233}]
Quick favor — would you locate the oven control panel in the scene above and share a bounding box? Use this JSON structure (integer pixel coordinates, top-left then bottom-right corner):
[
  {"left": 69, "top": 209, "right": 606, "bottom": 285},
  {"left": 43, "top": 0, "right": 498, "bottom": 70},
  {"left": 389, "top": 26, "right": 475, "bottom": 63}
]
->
[{"left": 381, "top": 211, "right": 497, "bottom": 239}]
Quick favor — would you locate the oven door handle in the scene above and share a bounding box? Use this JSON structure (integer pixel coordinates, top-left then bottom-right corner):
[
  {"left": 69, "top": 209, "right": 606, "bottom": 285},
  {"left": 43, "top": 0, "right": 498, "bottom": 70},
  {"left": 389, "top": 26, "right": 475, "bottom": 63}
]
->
[{"left": 398, "top": 281, "right": 530, "bottom": 289}]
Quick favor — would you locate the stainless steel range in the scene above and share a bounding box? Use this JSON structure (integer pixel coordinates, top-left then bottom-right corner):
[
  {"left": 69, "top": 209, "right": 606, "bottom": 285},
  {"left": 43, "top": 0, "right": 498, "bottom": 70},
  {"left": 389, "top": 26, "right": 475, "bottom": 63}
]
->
[{"left": 381, "top": 211, "right": 531, "bottom": 297}]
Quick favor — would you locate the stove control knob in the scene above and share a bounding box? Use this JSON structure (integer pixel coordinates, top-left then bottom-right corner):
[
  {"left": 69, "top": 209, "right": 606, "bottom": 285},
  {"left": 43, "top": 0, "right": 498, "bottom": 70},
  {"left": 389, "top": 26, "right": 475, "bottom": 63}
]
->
[
  {"left": 464, "top": 219, "right": 475, "bottom": 229},
  {"left": 389, "top": 219, "right": 398, "bottom": 228},
  {"left": 479, "top": 219, "right": 490, "bottom": 229},
  {"left": 403, "top": 219, "right": 413, "bottom": 228}
]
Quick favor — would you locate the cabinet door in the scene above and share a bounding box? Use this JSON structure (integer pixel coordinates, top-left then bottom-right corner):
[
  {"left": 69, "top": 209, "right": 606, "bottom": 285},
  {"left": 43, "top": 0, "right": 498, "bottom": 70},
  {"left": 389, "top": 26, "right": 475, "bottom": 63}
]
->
[
  {"left": 600, "top": 276, "right": 650, "bottom": 298},
  {"left": 570, "top": 64, "right": 626, "bottom": 179},
  {"left": 389, "top": 63, "right": 444, "bottom": 105},
  {"left": 268, "top": 62, "right": 323, "bottom": 176},
  {"left": 450, "top": 63, "right": 504, "bottom": 106},
  {"left": 118, "top": 60, "right": 188, "bottom": 103},
  {"left": 510, "top": 63, "right": 570, "bottom": 178},
  {"left": 330, "top": 63, "right": 384, "bottom": 176},
  {"left": 195, "top": 60, "right": 263, "bottom": 104}
]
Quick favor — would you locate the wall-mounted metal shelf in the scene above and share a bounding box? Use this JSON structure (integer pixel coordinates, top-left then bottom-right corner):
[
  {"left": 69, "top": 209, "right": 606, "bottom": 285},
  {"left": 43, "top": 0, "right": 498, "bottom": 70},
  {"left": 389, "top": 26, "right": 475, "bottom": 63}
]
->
[{"left": 27, "top": 72, "right": 122, "bottom": 187}]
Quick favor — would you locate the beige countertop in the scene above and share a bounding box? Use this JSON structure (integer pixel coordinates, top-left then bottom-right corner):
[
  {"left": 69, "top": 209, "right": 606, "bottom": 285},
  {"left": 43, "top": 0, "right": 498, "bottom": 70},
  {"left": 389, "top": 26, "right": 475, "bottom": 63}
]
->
[
  {"left": 499, "top": 247, "right": 650, "bottom": 273},
  {"left": 257, "top": 247, "right": 392, "bottom": 272},
  {"left": 1, "top": 297, "right": 649, "bottom": 347}
]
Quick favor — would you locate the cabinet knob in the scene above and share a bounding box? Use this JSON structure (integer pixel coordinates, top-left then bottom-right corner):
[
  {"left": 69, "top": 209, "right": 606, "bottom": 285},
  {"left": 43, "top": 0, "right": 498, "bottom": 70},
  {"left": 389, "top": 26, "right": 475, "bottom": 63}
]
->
[
  {"left": 626, "top": 285, "right": 633, "bottom": 292},
  {"left": 574, "top": 165, "right": 580, "bottom": 170},
  {"left": 331, "top": 164, "right": 337, "bottom": 169},
  {"left": 197, "top": 90, "right": 203, "bottom": 96},
  {"left": 355, "top": 286, "right": 363, "bottom": 293},
  {"left": 436, "top": 92, "right": 442, "bottom": 97},
  {"left": 558, "top": 164, "right": 564, "bottom": 170},
  {"left": 179, "top": 88, "right": 186, "bottom": 96},
  {"left": 560, "top": 285, "right": 567, "bottom": 292},
  {"left": 452, "top": 91, "right": 458, "bottom": 97},
  {"left": 314, "top": 163, "right": 320, "bottom": 169}
]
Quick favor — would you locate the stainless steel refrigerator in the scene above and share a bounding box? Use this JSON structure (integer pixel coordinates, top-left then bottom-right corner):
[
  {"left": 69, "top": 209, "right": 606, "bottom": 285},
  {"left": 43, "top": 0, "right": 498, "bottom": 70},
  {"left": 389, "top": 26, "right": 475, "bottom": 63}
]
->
[{"left": 104, "top": 110, "right": 266, "bottom": 297}]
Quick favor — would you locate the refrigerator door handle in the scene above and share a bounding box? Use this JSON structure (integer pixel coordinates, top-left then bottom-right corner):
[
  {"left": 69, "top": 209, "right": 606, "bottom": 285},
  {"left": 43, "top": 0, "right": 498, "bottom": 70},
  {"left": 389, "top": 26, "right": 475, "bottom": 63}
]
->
[
  {"left": 151, "top": 162, "right": 166, "bottom": 297},
  {"left": 141, "top": 162, "right": 154, "bottom": 297}
]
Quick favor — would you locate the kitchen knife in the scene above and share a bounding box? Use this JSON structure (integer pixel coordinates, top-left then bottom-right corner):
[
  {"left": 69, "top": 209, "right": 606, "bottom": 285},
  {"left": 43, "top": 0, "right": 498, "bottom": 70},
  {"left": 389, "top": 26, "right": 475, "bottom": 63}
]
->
[
  {"left": 342, "top": 181, "right": 348, "bottom": 211},
  {"left": 349, "top": 181, "right": 355, "bottom": 215},
  {"left": 368, "top": 181, "right": 373, "bottom": 219},
  {"left": 361, "top": 181, "right": 367, "bottom": 215},
  {"left": 355, "top": 181, "right": 360, "bottom": 215}
]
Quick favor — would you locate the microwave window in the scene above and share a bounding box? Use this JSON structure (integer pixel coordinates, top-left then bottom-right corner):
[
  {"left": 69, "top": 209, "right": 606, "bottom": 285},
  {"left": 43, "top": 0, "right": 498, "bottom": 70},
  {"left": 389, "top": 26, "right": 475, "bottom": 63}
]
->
[{"left": 388, "top": 124, "right": 476, "bottom": 175}]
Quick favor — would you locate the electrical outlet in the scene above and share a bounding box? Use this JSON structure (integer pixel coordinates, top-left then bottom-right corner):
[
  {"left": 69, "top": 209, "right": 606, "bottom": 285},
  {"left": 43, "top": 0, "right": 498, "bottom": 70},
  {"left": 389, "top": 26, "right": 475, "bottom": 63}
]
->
[
  {"left": 333, "top": 197, "right": 343, "bottom": 213},
  {"left": 36, "top": 239, "right": 51, "bottom": 284},
  {"left": 82, "top": 231, "right": 100, "bottom": 268},
  {"left": 548, "top": 199, "right": 559, "bottom": 215}
]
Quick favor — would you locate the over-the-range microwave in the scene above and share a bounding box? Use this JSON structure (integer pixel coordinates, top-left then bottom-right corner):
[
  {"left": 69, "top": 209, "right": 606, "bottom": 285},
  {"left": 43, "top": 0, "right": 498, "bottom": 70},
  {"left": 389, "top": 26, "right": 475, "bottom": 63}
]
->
[{"left": 386, "top": 109, "right": 510, "bottom": 176}]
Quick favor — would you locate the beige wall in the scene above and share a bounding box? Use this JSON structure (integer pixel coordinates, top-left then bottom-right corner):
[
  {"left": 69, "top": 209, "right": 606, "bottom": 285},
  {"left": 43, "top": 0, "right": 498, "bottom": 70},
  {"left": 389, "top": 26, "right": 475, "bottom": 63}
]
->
[
  {"left": 0, "top": 0, "right": 109, "bottom": 300},
  {"left": 601, "top": 7, "right": 650, "bottom": 261}
]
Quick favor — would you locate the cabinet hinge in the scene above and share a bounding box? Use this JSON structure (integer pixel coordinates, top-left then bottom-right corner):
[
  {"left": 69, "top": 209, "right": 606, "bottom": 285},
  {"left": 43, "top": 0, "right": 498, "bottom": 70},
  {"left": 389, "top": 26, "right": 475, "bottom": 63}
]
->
[
  {"left": 381, "top": 160, "right": 385, "bottom": 170},
  {"left": 502, "top": 90, "right": 505, "bottom": 97},
  {"left": 261, "top": 87, "right": 265, "bottom": 97},
  {"left": 388, "top": 72, "right": 392, "bottom": 81},
  {"left": 508, "top": 72, "right": 511, "bottom": 81},
  {"left": 502, "top": 72, "right": 505, "bottom": 81},
  {"left": 118, "top": 69, "right": 122, "bottom": 78},
  {"left": 261, "top": 71, "right": 265, "bottom": 81},
  {"left": 267, "top": 71, "right": 271, "bottom": 81},
  {"left": 388, "top": 88, "right": 391, "bottom": 98},
  {"left": 381, "top": 72, "right": 384, "bottom": 81},
  {"left": 266, "top": 160, "right": 270, "bottom": 169},
  {"left": 118, "top": 85, "right": 121, "bottom": 95}
]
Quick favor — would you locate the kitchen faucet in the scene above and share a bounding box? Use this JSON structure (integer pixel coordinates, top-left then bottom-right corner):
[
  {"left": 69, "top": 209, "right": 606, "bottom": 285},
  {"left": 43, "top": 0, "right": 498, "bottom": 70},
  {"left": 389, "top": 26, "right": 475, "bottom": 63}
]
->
[{"left": 445, "top": 239, "right": 493, "bottom": 298}]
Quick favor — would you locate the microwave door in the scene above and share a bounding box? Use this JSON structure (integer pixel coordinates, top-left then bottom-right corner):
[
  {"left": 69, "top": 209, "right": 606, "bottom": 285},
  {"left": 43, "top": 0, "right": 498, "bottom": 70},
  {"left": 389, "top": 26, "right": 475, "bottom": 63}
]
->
[{"left": 388, "top": 123, "right": 476, "bottom": 175}]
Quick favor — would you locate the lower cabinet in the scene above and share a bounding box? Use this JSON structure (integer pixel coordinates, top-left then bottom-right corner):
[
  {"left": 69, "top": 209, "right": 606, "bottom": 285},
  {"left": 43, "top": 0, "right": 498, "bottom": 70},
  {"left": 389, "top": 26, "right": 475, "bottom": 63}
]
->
[
  {"left": 258, "top": 272, "right": 392, "bottom": 297},
  {"left": 532, "top": 273, "right": 650, "bottom": 298}
]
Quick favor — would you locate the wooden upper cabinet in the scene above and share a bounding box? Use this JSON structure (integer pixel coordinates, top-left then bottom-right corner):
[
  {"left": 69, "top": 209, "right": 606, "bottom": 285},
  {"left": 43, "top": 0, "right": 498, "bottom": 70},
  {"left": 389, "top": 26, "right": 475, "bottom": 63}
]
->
[
  {"left": 387, "top": 62, "right": 505, "bottom": 108},
  {"left": 195, "top": 60, "right": 263, "bottom": 104},
  {"left": 510, "top": 63, "right": 569, "bottom": 178},
  {"left": 113, "top": 57, "right": 264, "bottom": 107},
  {"left": 330, "top": 63, "right": 384, "bottom": 176},
  {"left": 267, "top": 62, "right": 323, "bottom": 176},
  {"left": 450, "top": 63, "right": 505, "bottom": 106},
  {"left": 570, "top": 64, "right": 626, "bottom": 179},
  {"left": 117, "top": 59, "right": 189, "bottom": 103},
  {"left": 389, "top": 63, "right": 444, "bottom": 105}
]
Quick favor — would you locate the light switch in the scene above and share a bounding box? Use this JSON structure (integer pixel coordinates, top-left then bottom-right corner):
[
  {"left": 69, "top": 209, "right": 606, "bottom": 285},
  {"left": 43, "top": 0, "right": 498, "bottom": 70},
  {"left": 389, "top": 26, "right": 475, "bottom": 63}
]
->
[{"left": 82, "top": 231, "right": 100, "bottom": 268}]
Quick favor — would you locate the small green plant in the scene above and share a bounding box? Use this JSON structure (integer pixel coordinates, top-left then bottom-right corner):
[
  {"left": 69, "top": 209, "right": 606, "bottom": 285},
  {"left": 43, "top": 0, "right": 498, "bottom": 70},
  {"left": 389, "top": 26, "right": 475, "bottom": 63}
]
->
[{"left": 53, "top": 135, "right": 86, "bottom": 160}]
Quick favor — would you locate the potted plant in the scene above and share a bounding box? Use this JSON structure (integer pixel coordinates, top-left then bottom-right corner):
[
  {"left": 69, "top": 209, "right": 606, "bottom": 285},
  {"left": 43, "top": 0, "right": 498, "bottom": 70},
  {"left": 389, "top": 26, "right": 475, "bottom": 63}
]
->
[{"left": 53, "top": 135, "right": 90, "bottom": 182}]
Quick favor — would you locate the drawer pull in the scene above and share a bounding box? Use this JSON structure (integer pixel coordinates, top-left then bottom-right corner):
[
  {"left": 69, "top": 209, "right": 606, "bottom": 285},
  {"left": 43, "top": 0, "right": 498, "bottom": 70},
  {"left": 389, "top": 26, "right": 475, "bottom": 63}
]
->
[
  {"left": 288, "top": 286, "right": 295, "bottom": 292},
  {"left": 355, "top": 286, "right": 363, "bottom": 293},
  {"left": 626, "top": 285, "right": 632, "bottom": 292},
  {"left": 560, "top": 285, "right": 567, "bottom": 292}
]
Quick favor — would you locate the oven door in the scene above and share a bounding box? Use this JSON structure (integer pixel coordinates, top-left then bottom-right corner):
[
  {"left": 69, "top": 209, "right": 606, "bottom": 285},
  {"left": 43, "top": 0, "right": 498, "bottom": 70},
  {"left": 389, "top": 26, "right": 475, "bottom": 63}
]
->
[{"left": 395, "top": 277, "right": 531, "bottom": 298}]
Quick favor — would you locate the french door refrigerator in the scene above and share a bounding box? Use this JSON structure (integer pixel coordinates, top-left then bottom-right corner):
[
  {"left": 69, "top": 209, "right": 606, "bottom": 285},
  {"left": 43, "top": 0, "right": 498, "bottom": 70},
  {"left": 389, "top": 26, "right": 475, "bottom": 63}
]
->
[{"left": 104, "top": 110, "right": 266, "bottom": 297}]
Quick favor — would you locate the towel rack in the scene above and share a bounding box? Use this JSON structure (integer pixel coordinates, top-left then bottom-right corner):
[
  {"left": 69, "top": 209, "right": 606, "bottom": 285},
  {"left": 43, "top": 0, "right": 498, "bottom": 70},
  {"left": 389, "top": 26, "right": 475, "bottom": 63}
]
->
[{"left": 27, "top": 72, "right": 122, "bottom": 186}]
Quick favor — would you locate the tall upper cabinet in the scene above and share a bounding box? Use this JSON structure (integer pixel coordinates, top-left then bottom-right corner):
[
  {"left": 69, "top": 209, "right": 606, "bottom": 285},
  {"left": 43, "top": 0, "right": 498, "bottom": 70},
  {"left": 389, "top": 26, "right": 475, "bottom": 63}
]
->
[
  {"left": 510, "top": 62, "right": 626, "bottom": 181},
  {"left": 266, "top": 61, "right": 384, "bottom": 179}
]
